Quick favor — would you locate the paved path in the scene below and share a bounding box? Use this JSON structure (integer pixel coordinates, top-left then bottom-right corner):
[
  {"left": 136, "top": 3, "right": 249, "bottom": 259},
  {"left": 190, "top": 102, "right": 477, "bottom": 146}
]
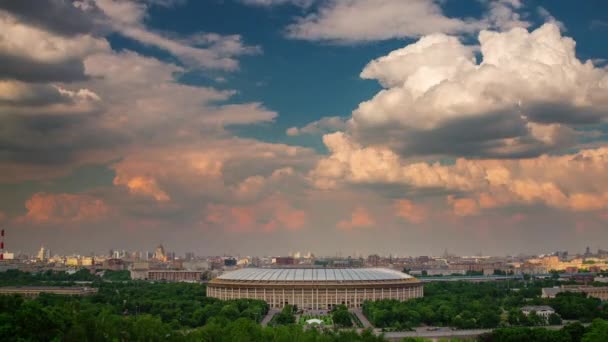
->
[
  {"left": 381, "top": 324, "right": 582, "bottom": 341},
  {"left": 383, "top": 328, "right": 491, "bottom": 341},
  {"left": 261, "top": 309, "right": 279, "bottom": 326},
  {"left": 351, "top": 309, "right": 373, "bottom": 329}
]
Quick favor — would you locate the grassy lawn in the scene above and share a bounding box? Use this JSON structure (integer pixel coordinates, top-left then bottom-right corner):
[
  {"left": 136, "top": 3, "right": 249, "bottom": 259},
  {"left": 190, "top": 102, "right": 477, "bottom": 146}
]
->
[{"left": 298, "top": 314, "right": 334, "bottom": 326}]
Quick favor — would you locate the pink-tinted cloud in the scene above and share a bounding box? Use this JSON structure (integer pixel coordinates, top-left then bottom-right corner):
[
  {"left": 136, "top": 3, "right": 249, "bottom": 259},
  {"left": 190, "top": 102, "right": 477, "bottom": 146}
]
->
[
  {"left": 337, "top": 207, "right": 375, "bottom": 230},
  {"left": 312, "top": 132, "right": 608, "bottom": 213},
  {"left": 205, "top": 196, "right": 306, "bottom": 233},
  {"left": 510, "top": 213, "right": 526, "bottom": 223},
  {"left": 113, "top": 175, "right": 171, "bottom": 202},
  {"left": 447, "top": 196, "right": 480, "bottom": 217},
  {"left": 394, "top": 199, "right": 428, "bottom": 223},
  {"left": 20, "top": 192, "right": 109, "bottom": 224}
]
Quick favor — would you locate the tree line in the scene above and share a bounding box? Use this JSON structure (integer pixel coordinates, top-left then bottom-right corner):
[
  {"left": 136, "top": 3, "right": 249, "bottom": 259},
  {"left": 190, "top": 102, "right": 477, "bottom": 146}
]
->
[{"left": 362, "top": 281, "right": 608, "bottom": 330}]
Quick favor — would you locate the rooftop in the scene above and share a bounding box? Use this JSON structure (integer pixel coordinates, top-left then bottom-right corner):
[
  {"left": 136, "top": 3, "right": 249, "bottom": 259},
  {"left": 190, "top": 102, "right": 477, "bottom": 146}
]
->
[
  {"left": 521, "top": 305, "right": 554, "bottom": 312},
  {"left": 217, "top": 267, "right": 414, "bottom": 282}
]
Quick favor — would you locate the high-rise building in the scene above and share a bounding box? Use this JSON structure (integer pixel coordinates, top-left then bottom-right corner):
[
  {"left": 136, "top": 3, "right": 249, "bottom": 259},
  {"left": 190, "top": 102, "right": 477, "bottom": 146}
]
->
[
  {"left": 154, "top": 244, "right": 167, "bottom": 262},
  {"left": 37, "top": 245, "right": 46, "bottom": 261}
]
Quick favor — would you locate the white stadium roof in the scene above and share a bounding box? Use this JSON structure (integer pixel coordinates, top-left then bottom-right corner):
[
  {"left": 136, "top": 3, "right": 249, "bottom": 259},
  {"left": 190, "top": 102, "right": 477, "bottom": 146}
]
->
[{"left": 217, "top": 268, "right": 413, "bottom": 282}]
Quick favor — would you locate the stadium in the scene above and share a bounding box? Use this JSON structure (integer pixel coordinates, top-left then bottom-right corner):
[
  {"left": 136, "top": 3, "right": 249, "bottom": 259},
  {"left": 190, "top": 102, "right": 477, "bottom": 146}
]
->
[{"left": 207, "top": 268, "right": 423, "bottom": 309}]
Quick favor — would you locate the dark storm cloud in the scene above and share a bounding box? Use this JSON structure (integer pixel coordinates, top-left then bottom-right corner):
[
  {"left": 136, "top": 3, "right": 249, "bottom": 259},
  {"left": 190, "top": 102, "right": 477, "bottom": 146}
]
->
[
  {"left": 523, "top": 102, "right": 607, "bottom": 125},
  {"left": 0, "top": 55, "right": 89, "bottom": 83},
  {"left": 0, "top": 0, "right": 104, "bottom": 36},
  {"left": 0, "top": 111, "right": 126, "bottom": 165},
  {"left": 352, "top": 109, "right": 574, "bottom": 159}
]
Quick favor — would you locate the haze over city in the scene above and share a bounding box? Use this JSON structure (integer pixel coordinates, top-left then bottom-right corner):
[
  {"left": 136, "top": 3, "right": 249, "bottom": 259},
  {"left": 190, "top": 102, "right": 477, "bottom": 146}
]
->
[{"left": 1, "top": 0, "right": 608, "bottom": 257}]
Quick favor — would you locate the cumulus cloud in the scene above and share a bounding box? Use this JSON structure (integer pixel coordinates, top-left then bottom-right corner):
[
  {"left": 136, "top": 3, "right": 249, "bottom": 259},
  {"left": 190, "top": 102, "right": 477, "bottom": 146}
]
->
[
  {"left": 110, "top": 139, "right": 315, "bottom": 207},
  {"left": 286, "top": 116, "right": 347, "bottom": 136},
  {"left": 311, "top": 132, "right": 608, "bottom": 213},
  {"left": 0, "top": 12, "right": 109, "bottom": 82},
  {"left": 0, "top": 10, "right": 283, "bottom": 186},
  {"left": 205, "top": 195, "right": 306, "bottom": 233},
  {"left": 20, "top": 192, "right": 109, "bottom": 224},
  {"left": 394, "top": 199, "right": 428, "bottom": 223},
  {"left": 483, "top": 0, "right": 530, "bottom": 31},
  {"left": 536, "top": 6, "right": 566, "bottom": 31},
  {"left": 113, "top": 176, "right": 171, "bottom": 202},
  {"left": 1, "top": 0, "right": 260, "bottom": 71},
  {"left": 0, "top": 0, "right": 105, "bottom": 36},
  {"left": 336, "top": 206, "right": 375, "bottom": 230},
  {"left": 447, "top": 196, "right": 480, "bottom": 217},
  {"left": 350, "top": 23, "right": 608, "bottom": 158}
]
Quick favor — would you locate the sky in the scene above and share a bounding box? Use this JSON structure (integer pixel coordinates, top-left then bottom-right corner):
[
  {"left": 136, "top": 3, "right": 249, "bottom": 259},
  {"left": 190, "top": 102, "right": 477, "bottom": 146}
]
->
[{"left": 1, "top": 0, "right": 608, "bottom": 257}]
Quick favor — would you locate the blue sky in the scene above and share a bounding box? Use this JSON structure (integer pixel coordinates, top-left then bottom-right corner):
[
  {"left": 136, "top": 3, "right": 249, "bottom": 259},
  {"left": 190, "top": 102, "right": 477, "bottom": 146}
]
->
[
  {"left": 127, "top": 0, "right": 608, "bottom": 146},
  {"left": 1, "top": 0, "right": 608, "bottom": 257}
]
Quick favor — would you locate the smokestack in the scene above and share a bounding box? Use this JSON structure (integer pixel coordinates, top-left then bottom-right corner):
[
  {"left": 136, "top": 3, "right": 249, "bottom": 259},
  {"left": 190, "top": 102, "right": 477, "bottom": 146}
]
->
[{"left": 0, "top": 228, "right": 4, "bottom": 260}]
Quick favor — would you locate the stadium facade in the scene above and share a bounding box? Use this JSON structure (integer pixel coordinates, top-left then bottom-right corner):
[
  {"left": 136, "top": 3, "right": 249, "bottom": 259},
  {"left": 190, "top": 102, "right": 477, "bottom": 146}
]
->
[{"left": 207, "top": 268, "right": 423, "bottom": 309}]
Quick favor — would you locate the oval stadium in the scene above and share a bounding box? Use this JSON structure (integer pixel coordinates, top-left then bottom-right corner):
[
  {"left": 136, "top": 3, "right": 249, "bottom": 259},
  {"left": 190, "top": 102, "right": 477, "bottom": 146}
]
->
[{"left": 207, "top": 268, "right": 423, "bottom": 310}]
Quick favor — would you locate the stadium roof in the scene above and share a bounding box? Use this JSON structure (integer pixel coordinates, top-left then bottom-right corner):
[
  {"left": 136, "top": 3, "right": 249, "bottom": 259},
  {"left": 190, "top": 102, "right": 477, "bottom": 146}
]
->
[{"left": 217, "top": 268, "right": 413, "bottom": 282}]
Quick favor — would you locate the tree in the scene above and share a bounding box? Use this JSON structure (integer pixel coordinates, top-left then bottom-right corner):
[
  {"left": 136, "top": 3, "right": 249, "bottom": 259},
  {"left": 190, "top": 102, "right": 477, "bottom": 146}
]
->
[
  {"left": 548, "top": 313, "right": 562, "bottom": 326},
  {"left": 273, "top": 305, "right": 296, "bottom": 325},
  {"left": 582, "top": 319, "right": 608, "bottom": 342},
  {"left": 562, "top": 322, "right": 587, "bottom": 342},
  {"left": 332, "top": 307, "right": 353, "bottom": 327}
]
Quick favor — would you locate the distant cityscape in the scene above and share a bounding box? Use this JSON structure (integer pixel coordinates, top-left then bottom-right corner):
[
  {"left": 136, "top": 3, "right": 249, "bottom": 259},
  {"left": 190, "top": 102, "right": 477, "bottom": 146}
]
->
[{"left": 2, "top": 237, "right": 608, "bottom": 284}]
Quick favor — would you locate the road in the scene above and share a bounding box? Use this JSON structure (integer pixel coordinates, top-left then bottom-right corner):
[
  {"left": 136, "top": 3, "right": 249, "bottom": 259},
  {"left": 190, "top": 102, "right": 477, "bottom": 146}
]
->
[
  {"left": 382, "top": 327, "right": 491, "bottom": 341},
  {"left": 379, "top": 324, "right": 582, "bottom": 341}
]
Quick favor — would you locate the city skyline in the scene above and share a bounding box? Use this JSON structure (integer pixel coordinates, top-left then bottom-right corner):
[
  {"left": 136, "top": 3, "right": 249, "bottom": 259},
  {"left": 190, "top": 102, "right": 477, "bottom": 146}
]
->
[
  {"left": 1, "top": 1, "right": 608, "bottom": 256},
  {"left": 5, "top": 237, "right": 608, "bottom": 260}
]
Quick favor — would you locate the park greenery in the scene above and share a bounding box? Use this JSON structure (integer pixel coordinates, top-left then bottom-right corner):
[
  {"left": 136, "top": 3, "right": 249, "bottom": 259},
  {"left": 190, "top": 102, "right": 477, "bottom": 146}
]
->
[
  {"left": 0, "top": 269, "right": 131, "bottom": 285},
  {"left": 362, "top": 281, "right": 608, "bottom": 330},
  {"left": 0, "top": 270, "right": 607, "bottom": 341},
  {"left": 479, "top": 320, "right": 608, "bottom": 342},
  {"left": 0, "top": 269, "right": 97, "bottom": 285},
  {"left": 0, "top": 280, "right": 386, "bottom": 342},
  {"left": 271, "top": 304, "right": 297, "bottom": 325},
  {"left": 298, "top": 314, "right": 333, "bottom": 326}
]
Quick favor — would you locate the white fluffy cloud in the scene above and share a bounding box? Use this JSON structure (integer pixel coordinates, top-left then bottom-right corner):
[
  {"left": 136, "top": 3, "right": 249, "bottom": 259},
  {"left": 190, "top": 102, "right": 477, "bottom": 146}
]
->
[
  {"left": 0, "top": 11, "right": 109, "bottom": 82},
  {"left": 349, "top": 23, "right": 608, "bottom": 158},
  {"left": 94, "top": 0, "right": 260, "bottom": 70},
  {"left": 483, "top": 0, "right": 530, "bottom": 31},
  {"left": 241, "top": 0, "right": 314, "bottom": 7},
  {"left": 0, "top": 12, "right": 108, "bottom": 63},
  {"left": 286, "top": 0, "right": 479, "bottom": 42},
  {"left": 286, "top": 116, "right": 347, "bottom": 136}
]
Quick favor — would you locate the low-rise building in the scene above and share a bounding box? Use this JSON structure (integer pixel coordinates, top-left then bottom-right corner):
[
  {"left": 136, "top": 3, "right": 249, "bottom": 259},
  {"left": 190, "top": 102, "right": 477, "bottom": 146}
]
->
[
  {"left": 542, "top": 286, "right": 608, "bottom": 301},
  {"left": 146, "top": 270, "right": 203, "bottom": 282},
  {"left": 0, "top": 286, "right": 98, "bottom": 297},
  {"left": 521, "top": 305, "right": 555, "bottom": 318}
]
